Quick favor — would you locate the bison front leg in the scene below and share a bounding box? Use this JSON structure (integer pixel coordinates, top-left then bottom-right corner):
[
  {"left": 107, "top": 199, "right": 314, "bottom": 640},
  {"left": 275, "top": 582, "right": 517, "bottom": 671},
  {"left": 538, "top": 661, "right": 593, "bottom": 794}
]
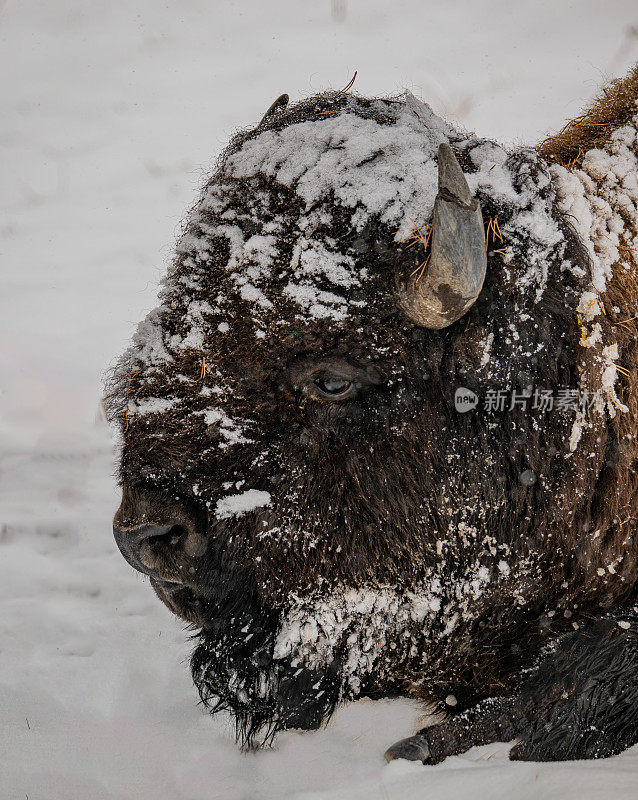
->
[
  {"left": 385, "top": 695, "right": 524, "bottom": 764},
  {"left": 386, "top": 610, "right": 638, "bottom": 764},
  {"left": 509, "top": 610, "right": 638, "bottom": 761}
]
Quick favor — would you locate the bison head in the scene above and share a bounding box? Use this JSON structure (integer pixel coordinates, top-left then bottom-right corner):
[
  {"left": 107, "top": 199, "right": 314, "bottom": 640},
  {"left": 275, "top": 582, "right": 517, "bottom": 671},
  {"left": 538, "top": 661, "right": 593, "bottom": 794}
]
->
[{"left": 106, "top": 91, "right": 612, "bottom": 745}]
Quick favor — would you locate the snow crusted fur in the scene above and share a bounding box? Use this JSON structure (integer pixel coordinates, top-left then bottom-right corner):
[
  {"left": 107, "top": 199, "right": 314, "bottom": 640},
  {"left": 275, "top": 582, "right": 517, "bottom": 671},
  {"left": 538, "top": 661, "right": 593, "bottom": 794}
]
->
[{"left": 106, "top": 66, "right": 638, "bottom": 756}]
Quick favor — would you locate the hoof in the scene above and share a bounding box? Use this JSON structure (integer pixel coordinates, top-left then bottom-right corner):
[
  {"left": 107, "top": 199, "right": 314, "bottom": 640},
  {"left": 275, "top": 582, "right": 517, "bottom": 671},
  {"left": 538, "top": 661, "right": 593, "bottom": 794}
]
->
[
  {"left": 508, "top": 742, "right": 525, "bottom": 761},
  {"left": 384, "top": 734, "right": 431, "bottom": 763}
]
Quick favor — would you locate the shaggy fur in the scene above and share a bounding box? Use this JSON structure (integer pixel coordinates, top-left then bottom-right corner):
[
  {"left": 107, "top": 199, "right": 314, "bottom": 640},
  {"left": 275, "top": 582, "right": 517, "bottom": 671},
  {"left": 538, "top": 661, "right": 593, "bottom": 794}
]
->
[
  {"left": 106, "top": 67, "right": 638, "bottom": 757},
  {"left": 392, "top": 608, "right": 638, "bottom": 763},
  {"left": 539, "top": 65, "right": 638, "bottom": 169},
  {"left": 540, "top": 67, "right": 638, "bottom": 605}
]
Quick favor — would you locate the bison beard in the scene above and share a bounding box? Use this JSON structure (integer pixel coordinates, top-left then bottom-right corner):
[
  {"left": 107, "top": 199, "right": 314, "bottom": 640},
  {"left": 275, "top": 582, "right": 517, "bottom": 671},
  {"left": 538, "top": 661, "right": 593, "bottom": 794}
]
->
[
  {"left": 191, "top": 593, "right": 369, "bottom": 746},
  {"left": 190, "top": 593, "right": 341, "bottom": 745},
  {"left": 106, "top": 68, "right": 638, "bottom": 759}
]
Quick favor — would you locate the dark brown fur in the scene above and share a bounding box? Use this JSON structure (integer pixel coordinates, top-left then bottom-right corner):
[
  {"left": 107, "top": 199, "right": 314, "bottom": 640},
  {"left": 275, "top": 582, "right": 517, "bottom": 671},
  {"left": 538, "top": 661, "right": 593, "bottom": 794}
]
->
[{"left": 107, "top": 70, "right": 638, "bottom": 752}]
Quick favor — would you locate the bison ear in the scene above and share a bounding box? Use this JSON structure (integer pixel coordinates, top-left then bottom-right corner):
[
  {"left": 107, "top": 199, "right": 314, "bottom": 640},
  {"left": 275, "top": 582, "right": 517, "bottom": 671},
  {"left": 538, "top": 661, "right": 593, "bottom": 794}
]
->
[{"left": 395, "top": 143, "right": 487, "bottom": 329}]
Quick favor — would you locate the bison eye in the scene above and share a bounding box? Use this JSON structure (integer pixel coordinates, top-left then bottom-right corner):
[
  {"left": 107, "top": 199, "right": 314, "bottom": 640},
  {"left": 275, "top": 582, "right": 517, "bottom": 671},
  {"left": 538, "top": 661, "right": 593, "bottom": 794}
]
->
[
  {"left": 290, "top": 358, "right": 383, "bottom": 402},
  {"left": 313, "top": 377, "right": 354, "bottom": 399}
]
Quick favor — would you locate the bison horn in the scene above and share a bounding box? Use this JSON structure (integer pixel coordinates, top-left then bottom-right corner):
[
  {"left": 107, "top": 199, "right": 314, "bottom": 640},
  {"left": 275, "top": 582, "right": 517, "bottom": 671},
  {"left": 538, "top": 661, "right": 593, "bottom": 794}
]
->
[
  {"left": 259, "top": 93, "right": 289, "bottom": 125},
  {"left": 395, "top": 143, "right": 487, "bottom": 329}
]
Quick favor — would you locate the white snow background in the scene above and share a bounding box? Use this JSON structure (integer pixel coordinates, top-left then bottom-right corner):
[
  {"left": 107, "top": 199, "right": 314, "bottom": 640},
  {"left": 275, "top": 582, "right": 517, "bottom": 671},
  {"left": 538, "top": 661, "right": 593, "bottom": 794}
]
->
[{"left": 2, "top": 1, "right": 638, "bottom": 798}]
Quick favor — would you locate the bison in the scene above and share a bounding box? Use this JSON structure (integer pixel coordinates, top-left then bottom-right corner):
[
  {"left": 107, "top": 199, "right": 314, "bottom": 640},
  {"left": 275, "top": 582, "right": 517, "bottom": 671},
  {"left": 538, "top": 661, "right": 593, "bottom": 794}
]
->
[{"left": 106, "top": 66, "right": 638, "bottom": 762}]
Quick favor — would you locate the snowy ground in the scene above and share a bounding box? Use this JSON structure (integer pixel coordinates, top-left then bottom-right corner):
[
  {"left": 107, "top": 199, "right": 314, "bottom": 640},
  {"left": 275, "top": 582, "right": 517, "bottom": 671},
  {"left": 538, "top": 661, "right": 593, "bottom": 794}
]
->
[{"left": 2, "top": 1, "right": 638, "bottom": 798}]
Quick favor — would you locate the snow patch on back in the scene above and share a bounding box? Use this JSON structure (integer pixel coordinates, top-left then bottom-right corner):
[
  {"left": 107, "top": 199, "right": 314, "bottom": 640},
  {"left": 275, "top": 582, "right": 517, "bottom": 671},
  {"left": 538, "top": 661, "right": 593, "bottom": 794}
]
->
[{"left": 551, "top": 113, "right": 638, "bottom": 423}]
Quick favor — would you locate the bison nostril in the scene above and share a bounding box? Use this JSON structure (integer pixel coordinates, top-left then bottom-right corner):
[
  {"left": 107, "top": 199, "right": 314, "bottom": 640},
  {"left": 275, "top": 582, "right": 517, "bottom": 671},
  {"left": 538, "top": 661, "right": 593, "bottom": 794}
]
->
[
  {"left": 149, "top": 524, "right": 185, "bottom": 549},
  {"left": 138, "top": 524, "right": 187, "bottom": 569},
  {"left": 113, "top": 523, "right": 178, "bottom": 571},
  {"left": 113, "top": 520, "right": 207, "bottom": 574}
]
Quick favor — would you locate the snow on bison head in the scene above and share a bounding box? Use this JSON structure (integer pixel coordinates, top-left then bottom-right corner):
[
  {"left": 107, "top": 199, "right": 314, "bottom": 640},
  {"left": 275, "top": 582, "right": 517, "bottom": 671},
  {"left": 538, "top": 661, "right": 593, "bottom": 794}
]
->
[{"left": 106, "top": 90, "right": 631, "bottom": 745}]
